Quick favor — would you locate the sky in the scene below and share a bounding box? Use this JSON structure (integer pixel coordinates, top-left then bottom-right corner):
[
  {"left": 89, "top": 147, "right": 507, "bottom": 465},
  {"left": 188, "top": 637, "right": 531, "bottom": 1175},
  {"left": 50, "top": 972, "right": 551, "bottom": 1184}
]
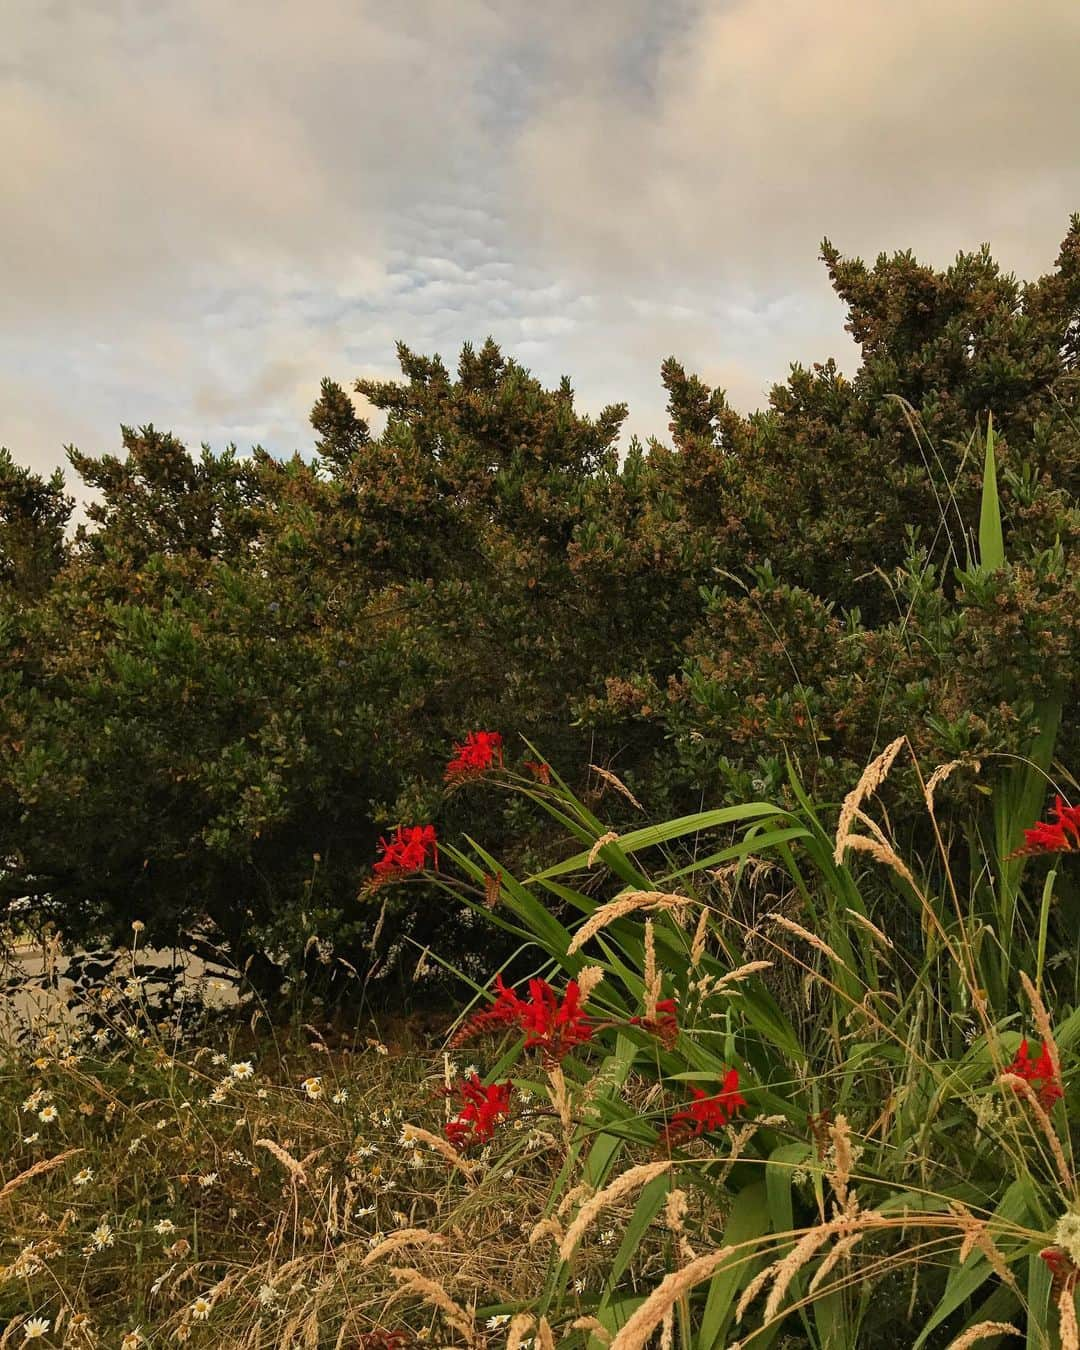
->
[{"left": 5, "top": 0, "right": 1080, "bottom": 491}]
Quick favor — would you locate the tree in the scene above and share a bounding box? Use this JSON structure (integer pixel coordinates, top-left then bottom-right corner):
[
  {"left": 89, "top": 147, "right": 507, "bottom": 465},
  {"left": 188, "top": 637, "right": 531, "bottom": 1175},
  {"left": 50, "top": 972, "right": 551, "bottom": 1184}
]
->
[{"left": 0, "top": 449, "right": 72, "bottom": 601}]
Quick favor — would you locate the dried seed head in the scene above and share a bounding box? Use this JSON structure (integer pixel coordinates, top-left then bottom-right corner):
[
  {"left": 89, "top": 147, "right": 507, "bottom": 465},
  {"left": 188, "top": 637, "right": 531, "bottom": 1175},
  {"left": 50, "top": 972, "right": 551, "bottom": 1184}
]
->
[
  {"left": 588, "top": 832, "right": 620, "bottom": 868},
  {"left": 834, "top": 736, "right": 906, "bottom": 863},
  {"left": 568, "top": 892, "right": 691, "bottom": 955},
  {"left": 560, "top": 1162, "right": 673, "bottom": 1260}
]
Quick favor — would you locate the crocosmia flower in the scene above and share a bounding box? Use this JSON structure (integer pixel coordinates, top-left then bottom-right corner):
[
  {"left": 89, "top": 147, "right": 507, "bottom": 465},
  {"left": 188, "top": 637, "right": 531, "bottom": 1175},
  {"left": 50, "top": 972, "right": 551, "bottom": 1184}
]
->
[
  {"left": 1010, "top": 797, "right": 1080, "bottom": 859},
  {"left": 453, "top": 975, "right": 594, "bottom": 1060},
  {"left": 662, "top": 1070, "right": 747, "bottom": 1145},
  {"left": 444, "top": 1074, "right": 512, "bottom": 1150},
  {"left": 631, "top": 998, "right": 679, "bottom": 1048},
  {"left": 370, "top": 825, "right": 438, "bottom": 888},
  {"left": 1005, "top": 1037, "right": 1063, "bottom": 1109},
  {"left": 445, "top": 731, "right": 504, "bottom": 784}
]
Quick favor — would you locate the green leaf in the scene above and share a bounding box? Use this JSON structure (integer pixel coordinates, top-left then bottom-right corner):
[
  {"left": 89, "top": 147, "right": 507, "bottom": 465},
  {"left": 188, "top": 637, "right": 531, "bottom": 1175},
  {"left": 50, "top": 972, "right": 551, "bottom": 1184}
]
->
[
  {"left": 914, "top": 1178, "right": 1030, "bottom": 1348},
  {"left": 978, "top": 413, "right": 1005, "bottom": 574},
  {"left": 528, "top": 804, "right": 790, "bottom": 882},
  {"left": 699, "top": 1182, "right": 770, "bottom": 1349}
]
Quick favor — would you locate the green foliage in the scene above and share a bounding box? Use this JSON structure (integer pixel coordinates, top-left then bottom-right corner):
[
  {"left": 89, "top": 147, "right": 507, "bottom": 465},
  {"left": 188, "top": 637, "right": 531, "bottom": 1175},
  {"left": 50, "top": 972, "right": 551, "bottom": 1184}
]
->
[
  {"left": 0, "top": 448, "right": 72, "bottom": 601},
  {"left": 441, "top": 753, "right": 1078, "bottom": 1347}
]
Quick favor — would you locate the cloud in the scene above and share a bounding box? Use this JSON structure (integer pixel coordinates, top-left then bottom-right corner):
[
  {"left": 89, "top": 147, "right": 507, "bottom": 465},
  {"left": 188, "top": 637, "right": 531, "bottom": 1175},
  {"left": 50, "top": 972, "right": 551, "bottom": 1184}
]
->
[
  {"left": 2, "top": 0, "right": 1078, "bottom": 490},
  {"left": 511, "top": 0, "right": 1080, "bottom": 289}
]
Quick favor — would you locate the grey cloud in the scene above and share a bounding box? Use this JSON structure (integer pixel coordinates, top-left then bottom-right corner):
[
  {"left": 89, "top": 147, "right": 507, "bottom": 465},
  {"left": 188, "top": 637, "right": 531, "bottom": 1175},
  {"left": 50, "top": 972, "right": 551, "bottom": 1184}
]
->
[{"left": 2, "top": 0, "right": 1078, "bottom": 489}]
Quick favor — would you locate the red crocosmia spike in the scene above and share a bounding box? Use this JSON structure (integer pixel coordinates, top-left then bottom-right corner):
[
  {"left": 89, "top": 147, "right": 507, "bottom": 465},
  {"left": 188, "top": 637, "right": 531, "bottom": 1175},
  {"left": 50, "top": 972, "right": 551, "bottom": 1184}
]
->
[
  {"left": 444, "top": 1074, "right": 512, "bottom": 1151},
  {"left": 1040, "top": 1246, "right": 1079, "bottom": 1297},
  {"left": 524, "top": 759, "right": 551, "bottom": 784},
  {"left": 662, "top": 1069, "right": 746, "bottom": 1146},
  {"left": 1009, "top": 796, "right": 1080, "bottom": 859},
  {"left": 451, "top": 975, "right": 593, "bottom": 1060},
  {"left": 451, "top": 974, "right": 529, "bottom": 1047},
  {"left": 519, "top": 978, "right": 593, "bottom": 1057},
  {"left": 445, "top": 731, "right": 504, "bottom": 784},
  {"left": 1005, "top": 1036, "right": 1063, "bottom": 1110},
  {"left": 370, "top": 825, "right": 438, "bottom": 888},
  {"left": 630, "top": 997, "right": 679, "bottom": 1048}
]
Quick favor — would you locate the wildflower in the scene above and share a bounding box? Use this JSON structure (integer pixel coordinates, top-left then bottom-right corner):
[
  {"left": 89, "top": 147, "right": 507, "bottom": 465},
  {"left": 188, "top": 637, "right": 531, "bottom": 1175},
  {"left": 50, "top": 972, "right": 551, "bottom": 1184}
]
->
[
  {"left": 198, "top": 1172, "right": 218, "bottom": 1189},
  {"left": 230, "top": 1060, "right": 254, "bottom": 1080},
  {"left": 1011, "top": 797, "right": 1080, "bottom": 859},
  {"left": 256, "top": 1283, "right": 278, "bottom": 1306},
  {"left": 1041, "top": 1245, "right": 1079, "bottom": 1296},
  {"left": 23, "top": 1133, "right": 40, "bottom": 1144},
  {"left": 444, "top": 1075, "right": 512, "bottom": 1151},
  {"left": 120, "top": 1332, "right": 142, "bottom": 1349},
  {"left": 370, "top": 825, "right": 438, "bottom": 887},
  {"left": 301, "top": 1076, "right": 323, "bottom": 1101},
  {"left": 191, "top": 1296, "right": 212, "bottom": 1321},
  {"left": 453, "top": 975, "right": 593, "bottom": 1060},
  {"left": 154, "top": 1219, "right": 177, "bottom": 1236},
  {"left": 332, "top": 1089, "right": 349, "bottom": 1104},
  {"left": 662, "top": 1071, "right": 747, "bottom": 1145},
  {"left": 524, "top": 759, "right": 551, "bottom": 784},
  {"left": 486, "top": 1314, "right": 510, "bottom": 1330},
  {"left": 37, "top": 1104, "right": 58, "bottom": 1125},
  {"left": 91, "top": 1221, "right": 114, "bottom": 1250},
  {"left": 630, "top": 997, "right": 679, "bottom": 1048},
  {"left": 445, "top": 730, "right": 504, "bottom": 783},
  {"left": 1005, "top": 1038, "right": 1063, "bottom": 1108},
  {"left": 73, "top": 1167, "right": 94, "bottom": 1187},
  {"left": 22, "top": 1318, "right": 49, "bottom": 1341}
]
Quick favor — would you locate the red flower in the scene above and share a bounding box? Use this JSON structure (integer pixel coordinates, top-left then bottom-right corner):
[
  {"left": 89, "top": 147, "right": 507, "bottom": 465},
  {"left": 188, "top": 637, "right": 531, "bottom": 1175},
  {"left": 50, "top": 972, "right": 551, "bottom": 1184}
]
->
[
  {"left": 444, "top": 1074, "right": 512, "bottom": 1150},
  {"left": 1005, "top": 1037, "right": 1063, "bottom": 1109},
  {"left": 445, "top": 731, "right": 504, "bottom": 784},
  {"left": 370, "top": 825, "right": 438, "bottom": 888},
  {"left": 524, "top": 759, "right": 551, "bottom": 784},
  {"left": 1010, "top": 796, "right": 1080, "bottom": 859},
  {"left": 452, "top": 975, "right": 593, "bottom": 1060},
  {"left": 630, "top": 998, "right": 679, "bottom": 1048},
  {"left": 662, "top": 1071, "right": 746, "bottom": 1145},
  {"left": 1040, "top": 1247, "right": 1079, "bottom": 1297}
]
